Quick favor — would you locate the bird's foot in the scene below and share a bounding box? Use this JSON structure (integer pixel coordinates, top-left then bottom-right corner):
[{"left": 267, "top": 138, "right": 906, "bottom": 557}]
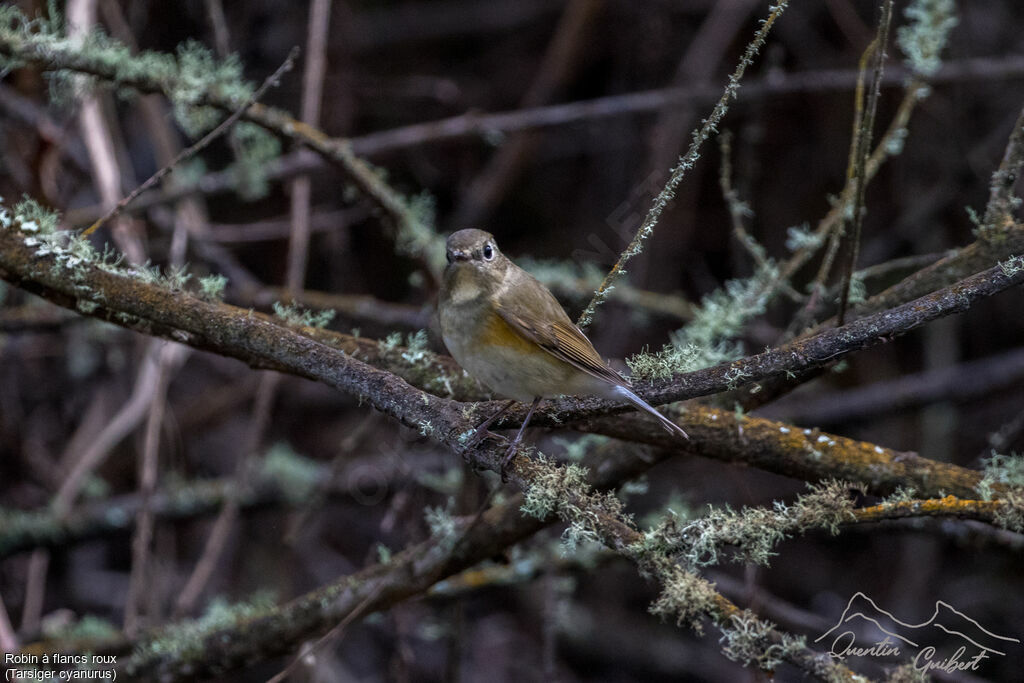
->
[
  {"left": 500, "top": 442, "right": 520, "bottom": 482},
  {"left": 463, "top": 423, "right": 500, "bottom": 450}
]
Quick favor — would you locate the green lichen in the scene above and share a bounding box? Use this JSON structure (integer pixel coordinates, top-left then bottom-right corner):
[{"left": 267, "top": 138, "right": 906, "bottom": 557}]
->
[
  {"left": 0, "top": 6, "right": 252, "bottom": 135},
  {"left": 272, "top": 300, "right": 336, "bottom": 329},
  {"left": 639, "top": 490, "right": 695, "bottom": 532},
  {"left": 395, "top": 191, "right": 444, "bottom": 274},
  {"left": 13, "top": 196, "right": 60, "bottom": 234},
  {"left": 424, "top": 499, "right": 458, "bottom": 551},
  {"left": 416, "top": 467, "right": 463, "bottom": 496},
  {"left": 719, "top": 610, "right": 807, "bottom": 671},
  {"left": 260, "top": 443, "right": 320, "bottom": 504},
  {"left": 885, "top": 663, "right": 930, "bottom": 683},
  {"left": 517, "top": 256, "right": 606, "bottom": 298},
  {"left": 42, "top": 614, "right": 120, "bottom": 643},
  {"left": 129, "top": 593, "right": 275, "bottom": 666},
  {"left": 520, "top": 455, "right": 590, "bottom": 520},
  {"left": 897, "top": 0, "right": 958, "bottom": 77},
  {"left": 198, "top": 273, "right": 228, "bottom": 301},
  {"left": 400, "top": 329, "right": 430, "bottom": 364},
  {"left": 627, "top": 259, "right": 779, "bottom": 379},
  {"left": 998, "top": 254, "right": 1024, "bottom": 278},
  {"left": 648, "top": 565, "right": 718, "bottom": 633},
  {"left": 375, "top": 543, "right": 392, "bottom": 564},
  {"left": 994, "top": 490, "right": 1024, "bottom": 532},
  {"left": 552, "top": 433, "right": 610, "bottom": 463},
  {"left": 376, "top": 329, "right": 469, "bottom": 399},
  {"left": 560, "top": 518, "right": 602, "bottom": 555},
  {"left": 646, "top": 480, "right": 857, "bottom": 569},
  {"left": 231, "top": 122, "right": 282, "bottom": 200},
  {"left": 976, "top": 451, "right": 1024, "bottom": 500},
  {"left": 884, "top": 486, "right": 918, "bottom": 504},
  {"left": 976, "top": 452, "right": 1024, "bottom": 531}
]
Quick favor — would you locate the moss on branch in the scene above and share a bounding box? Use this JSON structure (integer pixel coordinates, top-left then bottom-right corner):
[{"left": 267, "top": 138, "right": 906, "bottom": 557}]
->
[{"left": 589, "top": 406, "right": 992, "bottom": 499}]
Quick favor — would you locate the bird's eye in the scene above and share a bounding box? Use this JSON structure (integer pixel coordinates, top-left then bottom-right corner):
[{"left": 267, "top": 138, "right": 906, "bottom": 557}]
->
[
  {"left": 482, "top": 244, "right": 494, "bottom": 260},
  {"left": 446, "top": 250, "right": 454, "bottom": 264}
]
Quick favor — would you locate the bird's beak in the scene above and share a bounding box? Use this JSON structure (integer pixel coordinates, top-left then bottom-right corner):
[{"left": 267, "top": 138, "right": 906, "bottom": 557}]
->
[{"left": 450, "top": 249, "right": 471, "bottom": 262}]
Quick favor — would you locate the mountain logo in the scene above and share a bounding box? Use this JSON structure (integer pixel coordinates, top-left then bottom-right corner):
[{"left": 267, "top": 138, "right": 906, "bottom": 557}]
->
[{"left": 815, "top": 592, "right": 1019, "bottom": 675}]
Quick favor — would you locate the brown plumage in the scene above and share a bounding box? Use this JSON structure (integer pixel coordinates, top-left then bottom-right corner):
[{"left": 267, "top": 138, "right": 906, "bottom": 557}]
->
[{"left": 438, "top": 229, "right": 687, "bottom": 472}]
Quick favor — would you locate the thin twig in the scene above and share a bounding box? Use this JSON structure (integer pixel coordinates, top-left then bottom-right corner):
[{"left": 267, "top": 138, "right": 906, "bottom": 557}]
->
[
  {"left": 837, "top": 0, "right": 893, "bottom": 326},
  {"left": 0, "top": 449, "right": 435, "bottom": 560},
  {"left": 19, "top": 550, "right": 49, "bottom": 636},
  {"left": 718, "top": 130, "right": 802, "bottom": 301},
  {"left": 349, "top": 56, "right": 1024, "bottom": 159},
  {"left": 124, "top": 341, "right": 179, "bottom": 637},
  {"left": 0, "top": 595, "right": 17, "bottom": 651},
  {"left": 647, "top": 0, "right": 759, "bottom": 181},
  {"left": 58, "top": 57, "right": 1024, "bottom": 228},
  {"left": 173, "top": 373, "right": 281, "bottom": 617},
  {"left": 266, "top": 583, "right": 385, "bottom": 683},
  {"left": 81, "top": 47, "right": 299, "bottom": 238},
  {"left": 286, "top": 0, "right": 332, "bottom": 296},
  {"left": 981, "top": 105, "right": 1024, "bottom": 232},
  {"left": 576, "top": 1, "right": 789, "bottom": 329},
  {"left": 718, "top": 131, "right": 759, "bottom": 264},
  {"left": 449, "top": 0, "right": 603, "bottom": 228},
  {"left": 69, "top": 0, "right": 145, "bottom": 263},
  {"left": 51, "top": 346, "right": 165, "bottom": 517},
  {"left": 781, "top": 76, "right": 929, "bottom": 339},
  {"left": 765, "top": 346, "right": 1024, "bottom": 427},
  {"left": 204, "top": 0, "right": 232, "bottom": 56}
]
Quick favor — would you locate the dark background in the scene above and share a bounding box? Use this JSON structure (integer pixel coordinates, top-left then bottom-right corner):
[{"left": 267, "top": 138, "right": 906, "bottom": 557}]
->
[{"left": 2, "top": 1, "right": 1024, "bottom": 680}]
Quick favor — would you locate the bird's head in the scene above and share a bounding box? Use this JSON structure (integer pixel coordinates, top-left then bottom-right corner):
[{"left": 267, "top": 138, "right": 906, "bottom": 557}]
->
[{"left": 442, "top": 229, "right": 511, "bottom": 298}]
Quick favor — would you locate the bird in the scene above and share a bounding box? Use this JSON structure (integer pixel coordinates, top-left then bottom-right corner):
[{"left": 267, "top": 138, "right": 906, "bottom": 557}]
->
[{"left": 438, "top": 228, "right": 687, "bottom": 473}]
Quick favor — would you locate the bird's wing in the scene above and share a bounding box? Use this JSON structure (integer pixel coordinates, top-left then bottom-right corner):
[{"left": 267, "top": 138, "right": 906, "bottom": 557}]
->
[{"left": 494, "top": 274, "right": 627, "bottom": 388}]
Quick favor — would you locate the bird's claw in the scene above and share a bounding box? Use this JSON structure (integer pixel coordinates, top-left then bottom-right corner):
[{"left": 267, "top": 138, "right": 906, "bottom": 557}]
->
[
  {"left": 464, "top": 427, "right": 502, "bottom": 451},
  {"left": 500, "top": 443, "right": 519, "bottom": 482}
]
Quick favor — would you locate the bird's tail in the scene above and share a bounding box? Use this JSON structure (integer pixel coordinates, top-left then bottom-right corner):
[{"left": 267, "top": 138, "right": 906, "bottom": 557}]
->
[{"left": 611, "top": 385, "right": 688, "bottom": 438}]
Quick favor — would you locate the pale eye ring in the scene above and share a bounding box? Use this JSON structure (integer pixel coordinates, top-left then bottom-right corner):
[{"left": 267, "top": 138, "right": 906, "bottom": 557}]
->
[{"left": 482, "top": 244, "right": 494, "bottom": 260}]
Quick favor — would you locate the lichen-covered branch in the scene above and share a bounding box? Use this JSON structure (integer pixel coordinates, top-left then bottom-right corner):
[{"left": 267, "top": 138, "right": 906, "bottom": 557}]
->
[
  {"left": 108, "top": 430, "right": 737, "bottom": 679},
  {"left": 116, "top": 490, "right": 547, "bottom": 680},
  {"left": 981, "top": 105, "right": 1024, "bottom": 233},
  {"left": 852, "top": 496, "right": 1013, "bottom": 526},
  {"left": 735, "top": 221, "right": 1024, "bottom": 412},
  {"left": 0, "top": 448, "right": 430, "bottom": 560},
  {"left": 642, "top": 481, "right": 1020, "bottom": 574},
  {"left": 0, "top": 10, "right": 442, "bottom": 270},
  {"left": 2, "top": 205, "right": 1019, "bottom": 501},
  {"left": 1, "top": 202, "right": 870, "bottom": 681},
  {"left": 532, "top": 255, "right": 1024, "bottom": 425},
  {"left": 587, "top": 406, "right": 991, "bottom": 499},
  {"left": 58, "top": 57, "right": 1024, "bottom": 228}
]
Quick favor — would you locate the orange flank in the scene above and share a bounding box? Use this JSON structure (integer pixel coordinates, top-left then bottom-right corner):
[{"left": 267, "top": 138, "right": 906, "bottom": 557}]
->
[{"left": 477, "top": 309, "right": 537, "bottom": 353}]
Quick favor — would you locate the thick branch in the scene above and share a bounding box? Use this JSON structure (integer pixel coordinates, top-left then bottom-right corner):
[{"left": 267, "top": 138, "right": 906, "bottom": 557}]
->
[
  {"left": 588, "top": 407, "right": 989, "bottom": 499},
  {"left": 525, "top": 257, "right": 1024, "bottom": 427},
  {"left": 0, "top": 220, "right": 873, "bottom": 680},
  {"left": 852, "top": 496, "right": 1009, "bottom": 526},
  {"left": 113, "top": 439, "right": 660, "bottom": 679},
  {"left": 1, "top": 222, "right": 1016, "bottom": 501}
]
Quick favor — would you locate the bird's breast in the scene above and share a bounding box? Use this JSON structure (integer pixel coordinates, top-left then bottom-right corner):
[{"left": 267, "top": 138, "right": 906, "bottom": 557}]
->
[{"left": 441, "top": 306, "right": 573, "bottom": 402}]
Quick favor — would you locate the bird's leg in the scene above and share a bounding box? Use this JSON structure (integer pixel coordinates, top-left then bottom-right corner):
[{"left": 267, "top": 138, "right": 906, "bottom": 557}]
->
[
  {"left": 465, "top": 399, "right": 516, "bottom": 448},
  {"left": 501, "top": 396, "right": 542, "bottom": 480}
]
